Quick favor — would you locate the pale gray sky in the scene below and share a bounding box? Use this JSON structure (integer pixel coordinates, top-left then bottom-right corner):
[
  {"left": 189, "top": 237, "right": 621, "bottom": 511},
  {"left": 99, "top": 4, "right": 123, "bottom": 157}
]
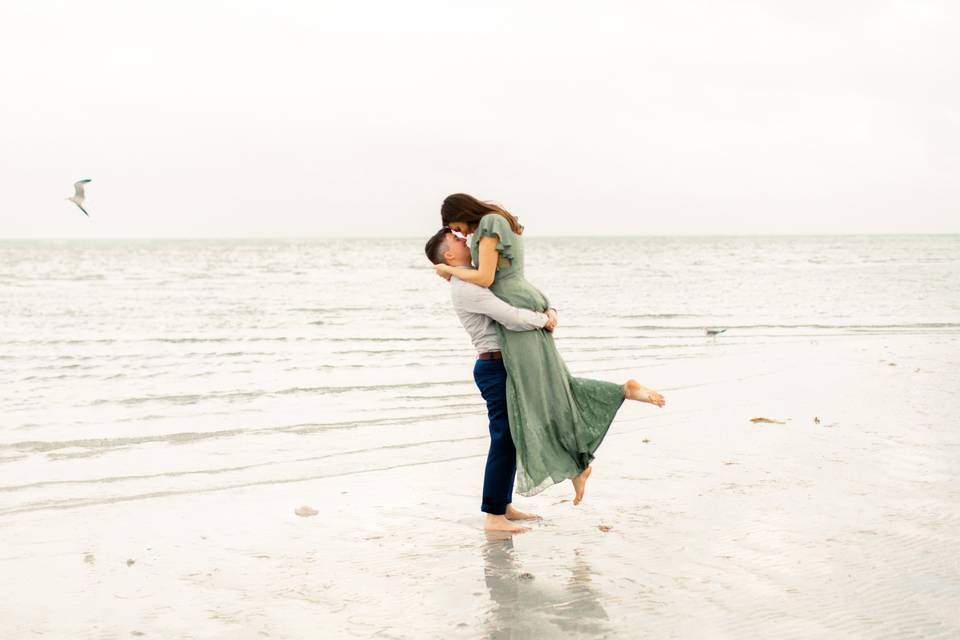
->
[{"left": 1, "top": 0, "right": 957, "bottom": 238}]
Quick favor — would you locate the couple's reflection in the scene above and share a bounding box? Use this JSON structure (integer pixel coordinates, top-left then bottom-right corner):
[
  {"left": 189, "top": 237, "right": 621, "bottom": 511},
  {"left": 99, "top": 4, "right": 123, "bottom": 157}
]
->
[{"left": 482, "top": 532, "right": 609, "bottom": 639}]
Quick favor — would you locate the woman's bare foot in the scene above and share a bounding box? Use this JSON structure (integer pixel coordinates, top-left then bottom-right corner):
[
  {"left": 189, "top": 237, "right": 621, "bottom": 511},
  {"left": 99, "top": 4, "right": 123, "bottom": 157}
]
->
[
  {"left": 571, "top": 466, "right": 593, "bottom": 505},
  {"left": 624, "top": 379, "right": 666, "bottom": 407},
  {"left": 505, "top": 505, "right": 541, "bottom": 521},
  {"left": 484, "top": 514, "right": 531, "bottom": 533}
]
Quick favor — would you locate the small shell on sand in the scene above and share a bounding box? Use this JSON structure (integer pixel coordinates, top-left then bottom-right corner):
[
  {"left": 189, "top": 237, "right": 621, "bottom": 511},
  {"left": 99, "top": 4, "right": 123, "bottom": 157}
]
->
[
  {"left": 294, "top": 505, "right": 319, "bottom": 517},
  {"left": 750, "top": 417, "right": 786, "bottom": 424},
  {"left": 598, "top": 524, "right": 612, "bottom": 532}
]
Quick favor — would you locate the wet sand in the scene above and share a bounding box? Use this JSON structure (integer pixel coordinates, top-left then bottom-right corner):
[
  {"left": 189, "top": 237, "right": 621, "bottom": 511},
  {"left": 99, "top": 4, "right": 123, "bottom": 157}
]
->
[{"left": 1, "top": 332, "right": 958, "bottom": 639}]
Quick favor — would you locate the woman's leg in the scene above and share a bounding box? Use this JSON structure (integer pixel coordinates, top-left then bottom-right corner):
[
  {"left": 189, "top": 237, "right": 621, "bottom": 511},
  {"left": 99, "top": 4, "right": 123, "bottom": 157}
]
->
[
  {"left": 624, "top": 379, "right": 666, "bottom": 407},
  {"left": 571, "top": 466, "right": 593, "bottom": 506}
]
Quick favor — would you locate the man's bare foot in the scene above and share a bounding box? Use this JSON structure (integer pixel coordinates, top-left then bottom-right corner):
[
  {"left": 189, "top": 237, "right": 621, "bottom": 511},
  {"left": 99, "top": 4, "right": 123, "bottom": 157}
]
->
[
  {"left": 484, "top": 514, "right": 531, "bottom": 533},
  {"left": 624, "top": 379, "right": 666, "bottom": 407},
  {"left": 505, "top": 505, "right": 541, "bottom": 521},
  {"left": 571, "top": 466, "right": 592, "bottom": 506}
]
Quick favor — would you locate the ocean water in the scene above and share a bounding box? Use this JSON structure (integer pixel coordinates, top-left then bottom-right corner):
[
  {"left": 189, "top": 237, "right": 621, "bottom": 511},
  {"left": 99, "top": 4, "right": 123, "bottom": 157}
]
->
[{"left": 1, "top": 235, "right": 958, "bottom": 516}]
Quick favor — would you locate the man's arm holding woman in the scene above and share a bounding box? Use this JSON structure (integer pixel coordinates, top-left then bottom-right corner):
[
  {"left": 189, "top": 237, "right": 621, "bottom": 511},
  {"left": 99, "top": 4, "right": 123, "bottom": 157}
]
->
[{"left": 456, "top": 282, "right": 558, "bottom": 333}]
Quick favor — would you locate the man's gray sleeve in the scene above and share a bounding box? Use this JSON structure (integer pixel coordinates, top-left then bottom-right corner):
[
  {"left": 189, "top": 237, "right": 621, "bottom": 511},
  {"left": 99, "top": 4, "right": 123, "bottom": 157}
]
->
[{"left": 458, "top": 283, "right": 548, "bottom": 331}]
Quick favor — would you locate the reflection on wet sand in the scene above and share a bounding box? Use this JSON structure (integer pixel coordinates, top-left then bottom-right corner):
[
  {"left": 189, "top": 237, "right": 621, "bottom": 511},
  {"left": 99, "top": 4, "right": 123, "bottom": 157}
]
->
[{"left": 483, "top": 533, "right": 609, "bottom": 639}]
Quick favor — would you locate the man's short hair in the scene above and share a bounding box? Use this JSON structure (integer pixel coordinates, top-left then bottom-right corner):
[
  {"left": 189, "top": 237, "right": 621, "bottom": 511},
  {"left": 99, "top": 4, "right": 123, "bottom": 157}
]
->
[{"left": 424, "top": 227, "right": 452, "bottom": 265}]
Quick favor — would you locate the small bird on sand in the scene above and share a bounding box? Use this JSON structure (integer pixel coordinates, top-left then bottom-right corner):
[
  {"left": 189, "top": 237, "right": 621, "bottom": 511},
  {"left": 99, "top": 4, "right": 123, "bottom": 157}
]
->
[
  {"left": 66, "top": 179, "right": 92, "bottom": 216},
  {"left": 706, "top": 328, "right": 727, "bottom": 336}
]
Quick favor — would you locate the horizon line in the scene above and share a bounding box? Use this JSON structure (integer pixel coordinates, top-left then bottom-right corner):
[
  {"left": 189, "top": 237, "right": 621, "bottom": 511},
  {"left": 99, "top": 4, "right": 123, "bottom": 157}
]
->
[{"left": 1, "top": 232, "right": 958, "bottom": 241}]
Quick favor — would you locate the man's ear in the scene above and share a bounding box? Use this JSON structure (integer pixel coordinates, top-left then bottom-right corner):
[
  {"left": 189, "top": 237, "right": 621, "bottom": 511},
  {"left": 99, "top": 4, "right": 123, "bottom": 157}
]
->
[{"left": 443, "top": 249, "right": 455, "bottom": 264}]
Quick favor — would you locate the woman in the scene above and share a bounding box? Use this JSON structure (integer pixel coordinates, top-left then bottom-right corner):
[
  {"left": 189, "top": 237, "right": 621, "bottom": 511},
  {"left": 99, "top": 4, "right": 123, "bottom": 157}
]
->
[{"left": 434, "top": 193, "right": 666, "bottom": 503}]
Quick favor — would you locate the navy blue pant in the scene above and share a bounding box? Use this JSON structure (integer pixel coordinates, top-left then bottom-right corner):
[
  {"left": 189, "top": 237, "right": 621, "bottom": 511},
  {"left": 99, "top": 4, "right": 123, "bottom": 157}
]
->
[{"left": 473, "top": 358, "right": 516, "bottom": 515}]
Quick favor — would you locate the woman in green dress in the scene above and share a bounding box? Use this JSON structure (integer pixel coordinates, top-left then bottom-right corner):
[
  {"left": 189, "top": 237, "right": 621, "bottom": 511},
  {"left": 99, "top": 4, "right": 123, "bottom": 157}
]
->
[{"left": 433, "top": 193, "right": 666, "bottom": 503}]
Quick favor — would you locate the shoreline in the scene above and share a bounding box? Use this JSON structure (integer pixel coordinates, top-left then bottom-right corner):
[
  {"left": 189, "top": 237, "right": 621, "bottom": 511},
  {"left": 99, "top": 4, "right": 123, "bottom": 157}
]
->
[{"left": 1, "top": 332, "right": 957, "bottom": 638}]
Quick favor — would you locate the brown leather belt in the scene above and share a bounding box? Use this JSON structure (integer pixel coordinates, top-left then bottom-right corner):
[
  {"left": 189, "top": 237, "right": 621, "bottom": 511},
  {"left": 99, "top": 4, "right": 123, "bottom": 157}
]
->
[{"left": 477, "top": 351, "right": 502, "bottom": 360}]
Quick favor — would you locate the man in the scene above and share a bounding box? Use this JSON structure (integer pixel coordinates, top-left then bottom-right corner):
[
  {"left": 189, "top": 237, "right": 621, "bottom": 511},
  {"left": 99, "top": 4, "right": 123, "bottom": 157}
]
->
[{"left": 425, "top": 227, "right": 557, "bottom": 534}]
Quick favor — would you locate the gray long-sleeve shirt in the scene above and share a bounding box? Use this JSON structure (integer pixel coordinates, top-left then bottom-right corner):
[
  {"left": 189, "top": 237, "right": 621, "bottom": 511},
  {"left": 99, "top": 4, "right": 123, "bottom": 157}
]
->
[{"left": 450, "top": 278, "right": 548, "bottom": 354}]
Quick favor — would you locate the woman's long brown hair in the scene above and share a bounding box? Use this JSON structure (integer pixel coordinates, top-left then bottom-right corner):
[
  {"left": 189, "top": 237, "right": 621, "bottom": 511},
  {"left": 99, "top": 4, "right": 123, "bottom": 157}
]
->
[{"left": 440, "top": 193, "right": 524, "bottom": 235}]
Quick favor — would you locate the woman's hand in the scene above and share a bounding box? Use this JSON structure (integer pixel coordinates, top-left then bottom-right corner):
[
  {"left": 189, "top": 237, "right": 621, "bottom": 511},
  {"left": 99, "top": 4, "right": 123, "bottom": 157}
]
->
[{"left": 434, "top": 263, "right": 453, "bottom": 281}]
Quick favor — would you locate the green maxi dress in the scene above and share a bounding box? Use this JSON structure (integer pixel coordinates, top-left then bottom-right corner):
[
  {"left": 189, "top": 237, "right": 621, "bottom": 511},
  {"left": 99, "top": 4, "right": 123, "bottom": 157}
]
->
[{"left": 469, "top": 214, "right": 626, "bottom": 496}]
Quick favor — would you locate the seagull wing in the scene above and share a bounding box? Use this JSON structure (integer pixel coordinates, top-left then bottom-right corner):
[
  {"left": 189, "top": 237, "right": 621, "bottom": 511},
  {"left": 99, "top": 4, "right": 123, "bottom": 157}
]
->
[
  {"left": 72, "top": 201, "right": 89, "bottom": 217},
  {"left": 73, "top": 179, "right": 91, "bottom": 199}
]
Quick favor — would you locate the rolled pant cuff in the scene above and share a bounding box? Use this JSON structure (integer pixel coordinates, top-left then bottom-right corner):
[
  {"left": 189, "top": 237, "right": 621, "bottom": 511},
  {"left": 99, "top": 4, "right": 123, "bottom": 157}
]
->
[{"left": 481, "top": 502, "right": 508, "bottom": 516}]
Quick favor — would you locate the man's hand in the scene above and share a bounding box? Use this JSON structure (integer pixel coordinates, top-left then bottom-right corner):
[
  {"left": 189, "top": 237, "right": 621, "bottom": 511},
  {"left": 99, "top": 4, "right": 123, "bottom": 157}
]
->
[{"left": 544, "top": 308, "right": 559, "bottom": 333}]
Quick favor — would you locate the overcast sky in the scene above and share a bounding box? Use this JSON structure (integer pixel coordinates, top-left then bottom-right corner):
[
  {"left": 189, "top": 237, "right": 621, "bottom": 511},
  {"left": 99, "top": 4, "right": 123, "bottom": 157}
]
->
[{"left": 1, "top": 1, "right": 957, "bottom": 238}]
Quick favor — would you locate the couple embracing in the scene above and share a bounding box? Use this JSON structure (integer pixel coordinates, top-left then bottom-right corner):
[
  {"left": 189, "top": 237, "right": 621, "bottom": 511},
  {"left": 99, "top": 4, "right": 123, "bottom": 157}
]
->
[{"left": 425, "top": 194, "right": 666, "bottom": 534}]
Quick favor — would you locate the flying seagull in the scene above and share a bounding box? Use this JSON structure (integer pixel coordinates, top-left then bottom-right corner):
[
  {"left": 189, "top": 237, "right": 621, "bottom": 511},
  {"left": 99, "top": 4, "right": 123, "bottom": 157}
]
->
[{"left": 67, "top": 179, "right": 92, "bottom": 216}]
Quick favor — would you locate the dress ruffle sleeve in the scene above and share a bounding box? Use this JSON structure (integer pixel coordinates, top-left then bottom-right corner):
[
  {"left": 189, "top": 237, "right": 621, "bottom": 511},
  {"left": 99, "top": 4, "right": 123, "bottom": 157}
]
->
[{"left": 475, "top": 214, "right": 516, "bottom": 263}]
